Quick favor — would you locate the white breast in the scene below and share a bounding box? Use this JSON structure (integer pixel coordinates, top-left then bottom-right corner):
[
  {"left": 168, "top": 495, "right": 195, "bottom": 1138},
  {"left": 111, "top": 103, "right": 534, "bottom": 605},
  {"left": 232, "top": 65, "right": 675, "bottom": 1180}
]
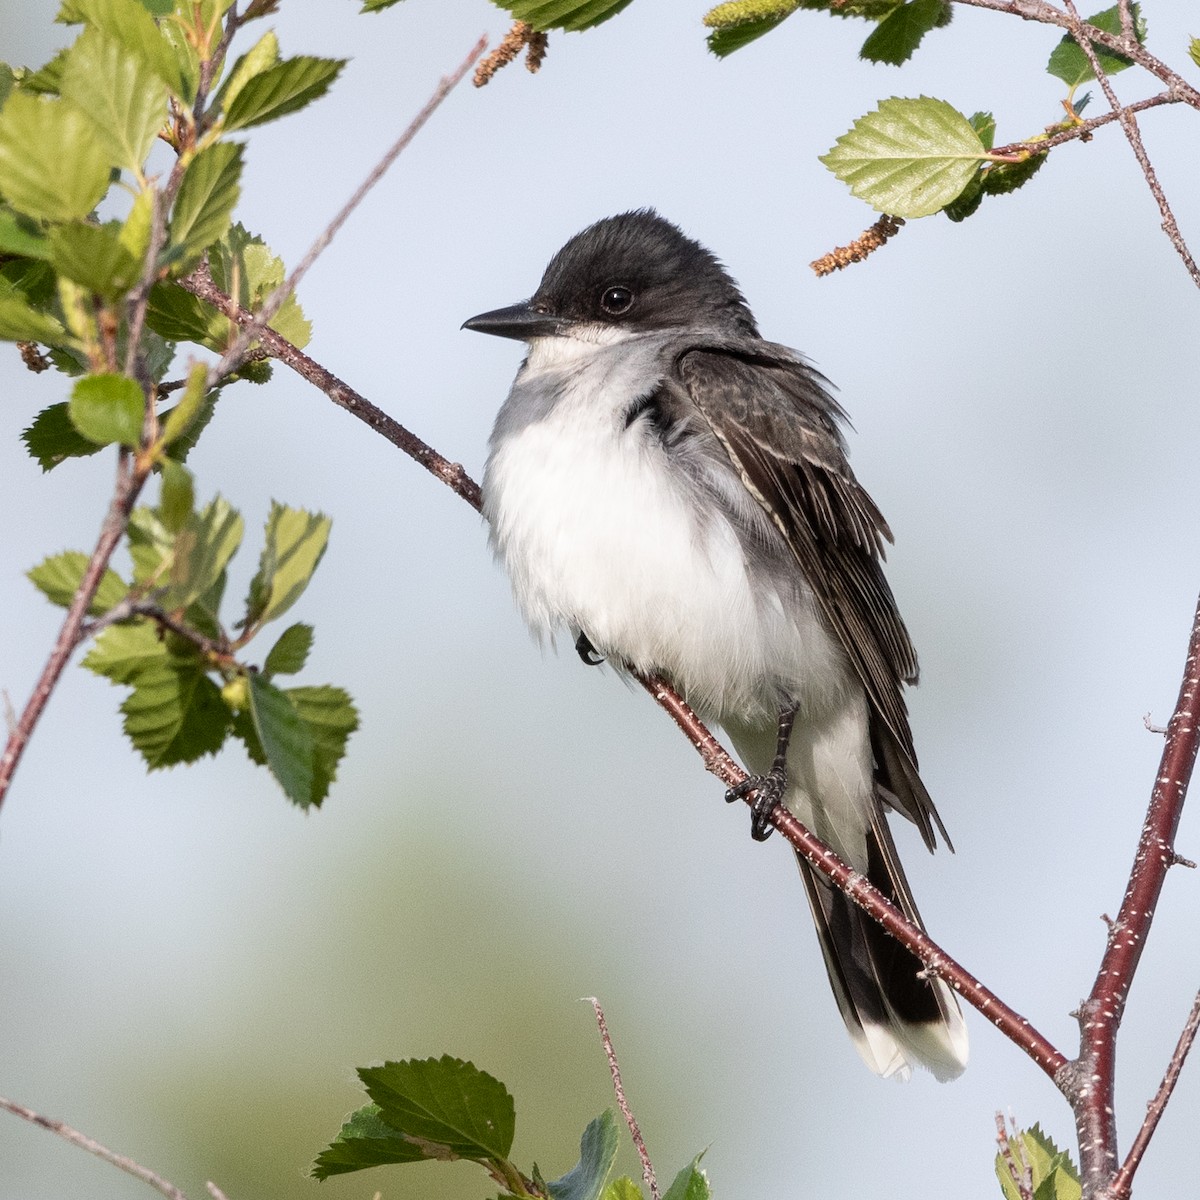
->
[{"left": 482, "top": 333, "right": 850, "bottom": 726}]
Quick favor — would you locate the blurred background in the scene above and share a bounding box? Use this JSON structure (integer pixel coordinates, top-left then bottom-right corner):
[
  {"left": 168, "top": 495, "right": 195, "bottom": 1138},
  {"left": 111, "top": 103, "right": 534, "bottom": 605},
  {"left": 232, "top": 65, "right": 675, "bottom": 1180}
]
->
[{"left": 1, "top": 1, "right": 1198, "bottom": 1197}]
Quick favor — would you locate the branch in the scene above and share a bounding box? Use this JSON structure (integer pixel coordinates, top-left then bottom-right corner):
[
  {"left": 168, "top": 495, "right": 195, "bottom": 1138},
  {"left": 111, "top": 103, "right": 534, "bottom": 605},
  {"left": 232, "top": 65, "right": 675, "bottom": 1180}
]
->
[
  {"left": 1112, "top": 986, "right": 1200, "bottom": 1197},
  {"left": 587, "top": 998, "right": 659, "bottom": 1200},
  {"left": 0, "top": 1094, "right": 215, "bottom": 1200},
  {"left": 209, "top": 34, "right": 488, "bottom": 386},
  {"left": 989, "top": 91, "right": 1180, "bottom": 158},
  {"left": 0, "top": 458, "right": 151, "bottom": 813},
  {"left": 1060, "top": 0, "right": 1200, "bottom": 289},
  {"left": 1065, "top": 593, "right": 1200, "bottom": 1197}
]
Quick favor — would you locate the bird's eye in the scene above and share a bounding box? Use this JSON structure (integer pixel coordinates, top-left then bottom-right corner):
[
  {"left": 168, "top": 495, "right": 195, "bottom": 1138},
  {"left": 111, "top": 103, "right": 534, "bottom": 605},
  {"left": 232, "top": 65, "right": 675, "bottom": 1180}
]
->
[{"left": 600, "top": 285, "right": 634, "bottom": 315}]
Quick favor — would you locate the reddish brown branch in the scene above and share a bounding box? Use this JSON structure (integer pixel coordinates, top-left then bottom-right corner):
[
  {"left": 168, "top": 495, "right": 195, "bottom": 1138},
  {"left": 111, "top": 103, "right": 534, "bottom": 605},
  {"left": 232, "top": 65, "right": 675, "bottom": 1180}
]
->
[
  {"left": 1066, "top": 594, "right": 1200, "bottom": 1196},
  {"left": 1112, "top": 986, "right": 1200, "bottom": 1197},
  {"left": 0, "top": 459, "right": 150, "bottom": 813}
]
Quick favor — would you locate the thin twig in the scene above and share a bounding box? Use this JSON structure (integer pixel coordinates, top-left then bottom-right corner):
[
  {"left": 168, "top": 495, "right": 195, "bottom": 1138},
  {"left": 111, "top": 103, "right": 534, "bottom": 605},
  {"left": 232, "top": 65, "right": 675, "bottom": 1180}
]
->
[
  {"left": 0, "top": 1095, "right": 190, "bottom": 1200},
  {"left": 210, "top": 34, "right": 488, "bottom": 386},
  {"left": 990, "top": 91, "right": 1179, "bottom": 158},
  {"left": 1111, "top": 987, "right": 1200, "bottom": 1197},
  {"left": 995, "top": 1113, "right": 1035, "bottom": 1200},
  {"left": 0, "top": 459, "right": 151, "bottom": 813},
  {"left": 1060, "top": 0, "right": 1200, "bottom": 289},
  {"left": 587, "top": 998, "right": 659, "bottom": 1200}
]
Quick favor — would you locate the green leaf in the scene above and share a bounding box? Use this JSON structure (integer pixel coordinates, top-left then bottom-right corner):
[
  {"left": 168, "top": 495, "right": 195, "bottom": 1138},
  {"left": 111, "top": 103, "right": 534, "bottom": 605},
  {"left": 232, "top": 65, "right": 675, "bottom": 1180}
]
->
[
  {"left": 819, "top": 96, "right": 987, "bottom": 218},
  {"left": 69, "top": 373, "right": 145, "bottom": 446},
  {"left": 601, "top": 1179, "right": 645, "bottom": 1200},
  {"left": 158, "top": 458, "right": 195, "bottom": 533},
  {"left": 119, "top": 184, "right": 155, "bottom": 262},
  {"left": 360, "top": 1056, "right": 516, "bottom": 1161},
  {"left": 981, "top": 151, "right": 1046, "bottom": 196},
  {"left": 706, "top": 13, "right": 790, "bottom": 56},
  {"left": 0, "top": 278, "right": 69, "bottom": 344},
  {"left": 859, "top": 0, "right": 947, "bottom": 66},
  {"left": 65, "top": 0, "right": 190, "bottom": 99},
  {"left": 210, "top": 224, "right": 311, "bottom": 348},
  {"left": 968, "top": 110, "right": 996, "bottom": 151},
  {"left": 0, "top": 205, "right": 51, "bottom": 259},
  {"left": 492, "top": 0, "right": 635, "bottom": 33},
  {"left": 22, "top": 402, "right": 104, "bottom": 469},
  {"left": 168, "top": 142, "right": 243, "bottom": 268},
  {"left": 162, "top": 495, "right": 244, "bottom": 610},
  {"left": 19, "top": 48, "right": 70, "bottom": 95},
  {"left": 995, "top": 1125, "right": 1081, "bottom": 1200},
  {"left": 1046, "top": 4, "right": 1146, "bottom": 88},
  {"left": 222, "top": 55, "right": 345, "bottom": 131},
  {"left": 162, "top": 388, "right": 219, "bottom": 464},
  {"left": 49, "top": 221, "right": 141, "bottom": 298},
  {"left": 161, "top": 360, "right": 211, "bottom": 445},
  {"left": 244, "top": 502, "right": 331, "bottom": 628},
  {"left": 0, "top": 91, "right": 112, "bottom": 220},
  {"left": 121, "top": 657, "right": 231, "bottom": 768},
  {"left": 661, "top": 1158, "right": 711, "bottom": 1200},
  {"left": 285, "top": 685, "right": 357, "bottom": 805},
  {"left": 83, "top": 619, "right": 169, "bottom": 684},
  {"left": 548, "top": 1112, "right": 619, "bottom": 1200},
  {"left": 59, "top": 26, "right": 168, "bottom": 171},
  {"left": 360, "top": 0, "right": 405, "bottom": 9},
  {"left": 311, "top": 1104, "right": 425, "bottom": 1180},
  {"left": 263, "top": 622, "right": 313, "bottom": 676},
  {"left": 27, "top": 551, "right": 127, "bottom": 614},
  {"left": 246, "top": 673, "right": 315, "bottom": 807},
  {"left": 215, "top": 29, "right": 279, "bottom": 114},
  {"left": 1190, "top": 36, "right": 1200, "bottom": 71},
  {"left": 145, "top": 281, "right": 231, "bottom": 349}
]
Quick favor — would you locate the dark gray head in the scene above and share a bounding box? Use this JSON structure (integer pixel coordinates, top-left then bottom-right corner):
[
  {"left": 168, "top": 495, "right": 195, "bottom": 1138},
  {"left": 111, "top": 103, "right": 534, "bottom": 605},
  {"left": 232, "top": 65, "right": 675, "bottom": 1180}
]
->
[{"left": 464, "top": 210, "right": 760, "bottom": 342}]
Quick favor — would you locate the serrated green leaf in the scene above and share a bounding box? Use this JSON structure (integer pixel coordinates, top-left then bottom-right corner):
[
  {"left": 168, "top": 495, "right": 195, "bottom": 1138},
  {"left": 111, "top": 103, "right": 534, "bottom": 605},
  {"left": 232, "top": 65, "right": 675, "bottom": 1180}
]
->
[
  {"left": 161, "top": 360, "right": 210, "bottom": 446},
  {"left": 168, "top": 142, "right": 243, "bottom": 268},
  {"left": 706, "top": 13, "right": 790, "bottom": 55},
  {"left": 22, "top": 402, "right": 104, "bottom": 469},
  {"left": 601, "top": 1178, "right": 645, "bottom": 1200},
  {"left": 59, "top": 26, "right": 168, "bottom": 172},
  {"left": 0, "top": 205, "right": 51, "bottom": 259},
  {"left": 244, "top": 502, "right": 331, "bottom": 628},
  {"left": 360, "top": 0, "right": 405, "bottom": 9},
  {"left": 311, "top": 1104, "right": 425, "bottom": 1179},
  {"left": 223, "top": 55, "right": 345, "bottom": 131},
  {"left": 215, "top": 29, "right": 279, "bottom": 114},
  {"left": 0, "top": 282, "right": 69, "bottom": 344},
  {"left": 145, "top": 281, "right": 232, "bottom": 349},
  {"left": 493, "top": 0, "right": 635, "bottom": 34},
  {"left": 1190, "top": 37, "right": 1200, "bottom": 70},
  {"left": 859, "top": 0, "right": 946, "bottom": 66},
  {"left": 27, "top": 550, "right": 127, "bottom": 614},
  {"left": 210, "top": 224, "right": 310, "bottom": 348},
  {"left": 548, "top": 1112, "right": 618, "bottom": 1200},
  {"left": 661, "top": 1158, "right": 711, "bottom": 1200},
  {"left": 941, "top": 169, "right": 984, "bottom": 222},
  {"left": 820, "top": 95, "right": 986, "bottom": 218},
  {"left": 246, "top": 672, "right": 315, "bottom": 807},
  {"left": 19, "top": 48, "right": 70, "bottom": 95},
  {"left": 158, "top": 458, "right": 195, "bottom": 532},
  {"left": 162, "top": 495, "right": 244, "bottom": 610},
  {"left": 360, "top": 1056, "right": 516, "bottom": 1161},
  {"left": 995, "top": 1125, "right": 1081, "bottom": 1200},
  {"left": 65, "top": 0, "right": 190, "bottom": 99},
  {"left": 83, "top": 619, "right": 170, "bottom": 684},
  {"left": 968, "top": 110, "right": 996, "bottom": 151},
  {"left": 69, "top": 372, "right": 145, "bottom": 446},
  {"left": 263, "top": 622, "right": 313, "bottom": 676},
  {"left": 162, "top": 387, "right": 218, "bottom": 464},
  {"left": 0, "top": 91, "right": 112, "bottom": 221},
  {"left": 287, "top": 685, "right": 357, "bottom": 805},
  {"left": 1047, "top": 4, "right": 1146, "bottom": 88},
  {"left": 121, "top": 657, "right": 230, "bottom": 768},
  {"left": 981, "top": 151, "right": 1046, "bottom": 197},
  {"left": 49, "top": 221, "right": 141, "bottom": 298}
]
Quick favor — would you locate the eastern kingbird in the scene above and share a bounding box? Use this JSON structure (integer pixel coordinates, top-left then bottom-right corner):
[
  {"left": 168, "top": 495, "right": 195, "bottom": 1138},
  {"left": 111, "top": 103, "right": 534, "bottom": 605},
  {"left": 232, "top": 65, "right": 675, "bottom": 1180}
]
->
[{"left": 464, "top": 210, "right": 967, "bottom": 1081}]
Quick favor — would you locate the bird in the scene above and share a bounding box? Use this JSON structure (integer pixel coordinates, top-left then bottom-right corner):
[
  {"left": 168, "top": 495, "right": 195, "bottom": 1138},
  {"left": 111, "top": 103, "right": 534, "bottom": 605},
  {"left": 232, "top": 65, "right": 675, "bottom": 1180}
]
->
[{"left": 463, "top": 209, "right": 967, "bottom": 1081}]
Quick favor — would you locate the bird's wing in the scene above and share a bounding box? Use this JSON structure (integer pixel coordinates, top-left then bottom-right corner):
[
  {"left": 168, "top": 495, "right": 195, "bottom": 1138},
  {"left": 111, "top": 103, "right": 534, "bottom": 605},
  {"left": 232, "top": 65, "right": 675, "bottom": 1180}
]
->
[{"left": 672, "top": 339, "right": 947, "bottom": 849}]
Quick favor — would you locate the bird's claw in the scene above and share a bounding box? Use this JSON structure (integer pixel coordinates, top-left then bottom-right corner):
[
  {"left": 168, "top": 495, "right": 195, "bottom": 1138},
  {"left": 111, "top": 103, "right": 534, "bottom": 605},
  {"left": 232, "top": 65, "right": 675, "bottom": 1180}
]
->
[
  {"left": 725, "top": 769, "right": 787, "bottom": 842},
  {"left": 575, "top": 631, "right": 604, "bottom": 666}
]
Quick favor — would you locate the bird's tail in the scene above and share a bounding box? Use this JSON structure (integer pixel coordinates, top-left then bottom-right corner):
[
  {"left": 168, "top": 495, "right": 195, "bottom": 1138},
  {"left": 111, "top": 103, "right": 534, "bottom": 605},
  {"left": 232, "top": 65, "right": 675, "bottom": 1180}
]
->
[{"left": 795, "top": 816, "right": 968, "bottom": 1082}]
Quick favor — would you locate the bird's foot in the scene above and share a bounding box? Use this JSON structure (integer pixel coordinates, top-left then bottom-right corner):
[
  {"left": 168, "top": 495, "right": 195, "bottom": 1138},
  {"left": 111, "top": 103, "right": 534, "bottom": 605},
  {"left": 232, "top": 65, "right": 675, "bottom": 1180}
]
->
[
  {"left": 575, "top": 631, "right": 604, "bottom": 666},
  {"left": 725, "top": 768, "right": 787, "bottom": 842}
]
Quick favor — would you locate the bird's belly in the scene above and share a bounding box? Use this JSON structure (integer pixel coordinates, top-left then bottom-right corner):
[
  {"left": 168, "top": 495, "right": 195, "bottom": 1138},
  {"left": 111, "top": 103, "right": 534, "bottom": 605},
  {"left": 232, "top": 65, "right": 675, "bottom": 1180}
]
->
[{"left": 484, "top": 409, "right": 850, "bottom": 723}]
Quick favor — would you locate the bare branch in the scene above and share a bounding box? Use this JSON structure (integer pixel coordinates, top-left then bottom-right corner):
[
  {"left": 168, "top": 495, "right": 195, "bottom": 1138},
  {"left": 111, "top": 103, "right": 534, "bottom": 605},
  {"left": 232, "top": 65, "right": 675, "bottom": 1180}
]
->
[
  {"left": 990, "top": 91, "right": 1180, "bottom": 158},
  {"left": 210, "top": 34, "right": 488, "bottom": 387},
  {"left": 1060, "top": 0, "right": 1200, "bottom": 289},
  {"left": 1112, "top": 987, "right": 1200, "bottom": 1197},
  {"left": 587, "top": 998, "right": 659, "bottom": 1200},
  {"left": 0, "top": 1095, "right": 193, "bottom": 1200}
]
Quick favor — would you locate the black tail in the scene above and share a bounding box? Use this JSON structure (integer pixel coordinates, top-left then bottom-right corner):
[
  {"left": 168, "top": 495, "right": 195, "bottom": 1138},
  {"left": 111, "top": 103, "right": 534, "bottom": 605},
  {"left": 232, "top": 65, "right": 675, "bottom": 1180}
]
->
[{"left": 796, "top": 819, "right": 967, "bottom": 1081}]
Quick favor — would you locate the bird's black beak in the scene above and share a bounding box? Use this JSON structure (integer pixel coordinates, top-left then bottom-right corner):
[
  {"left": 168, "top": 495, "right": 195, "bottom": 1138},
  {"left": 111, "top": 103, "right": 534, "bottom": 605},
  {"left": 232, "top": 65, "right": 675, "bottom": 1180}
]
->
[{"left": 462, "top": 299, "right": 565, "bottom": 341}]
